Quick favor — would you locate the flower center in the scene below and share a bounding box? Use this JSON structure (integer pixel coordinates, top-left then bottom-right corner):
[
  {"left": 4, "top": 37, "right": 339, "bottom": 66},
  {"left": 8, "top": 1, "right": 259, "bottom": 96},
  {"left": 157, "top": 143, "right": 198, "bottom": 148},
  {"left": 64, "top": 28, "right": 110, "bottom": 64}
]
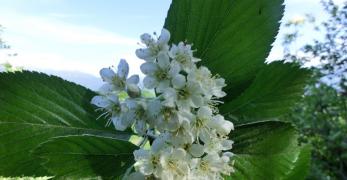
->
[
  {"left": 195, "top": 117, "right": 206, "bottom": 129},
  {"left": 162, "top": 107, "right": 175, "bottom": 121},
  {"left": 151, "top": 155, "right": 159, "bottom": 165},
  {"left": 168, "top": 160, "right": 176, "bottom": 169},
  {"left": 155, "top": 69, "right": 168, "bottom": 80},
  {"left": 173, "top": 125, "right": 185, "bottom": 136},
  {"left": 112, "top": 105, "right": 121, "bottom": 114},
  {"left": 112, "top": 76, "right": 125, "bottom": 89},
  {"left": 178, "top": 87, "right": 190, "bottom": 100},
  {"left": 175, "top": 53, "right": 190, "bottom": 64},
  {"left": 199, "top": 161, "right": 210, "bottom": 172},
  {"left": 135, "top": 106, "right": 145, "bottom": 118},
  {"left": 150, "top": 44, "right": 161, "bottom": 56},
  {"left": 167, "top": 159, "right": 184, "bottom": 175}
]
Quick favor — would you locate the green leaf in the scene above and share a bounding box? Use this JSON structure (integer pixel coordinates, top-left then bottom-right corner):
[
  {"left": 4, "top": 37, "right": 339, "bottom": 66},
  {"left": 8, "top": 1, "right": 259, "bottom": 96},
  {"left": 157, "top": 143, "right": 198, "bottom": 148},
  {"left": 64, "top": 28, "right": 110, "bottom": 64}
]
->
[
  {"left": 283, "top": 144, "right": 311, "bottom": 180},
  {"left": 221, "top": 62, "right": 310, "bottom": 124},
  {"left": 227, "top": 121, "right": 310, "bottom": 179},
  {"left": 34, "top": 135, "right": 137, "bottom": 179},
  {"left": 0, "top": 71, "right": 131, "bottom": 177},
  {"left": 164, "top": 0, "right": 284, "bottom": 99}
]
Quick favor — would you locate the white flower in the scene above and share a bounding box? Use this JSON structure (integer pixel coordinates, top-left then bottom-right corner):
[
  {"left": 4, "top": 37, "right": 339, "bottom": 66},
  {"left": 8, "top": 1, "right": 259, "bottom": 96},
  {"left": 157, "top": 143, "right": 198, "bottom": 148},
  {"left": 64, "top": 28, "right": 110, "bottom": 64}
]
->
[
  {"left": 160, "top": 147, "right": 190, "bottom": 180},
  {"left": 203, "top": 132, "right": 233, "bottom": 154},
  {"left": 97, "top": 83, "right": 114, "bottom": 95},
  {"left": 169, "top": 119, "right": 194, "bottom": 147},
  {"left": 92, "top": 29, "right": 235, "bottom": 180},
  {"left": 122, "top": 99, "right": 147, "bottom": 135},
  {"left": 141, "top": 52, "right": 181, "bottom": 92},
  {"left": 188, "top": 66, "right": 226, "bottom": 99},
  {"left": 190, "top": 154, "right": 231, "bottom": 180},
  {"left": 151, "top": 133, "right": 170, "bottom": 153},
  {"left": 163, "top": 80, "right": 204, "bottom": 109},
  {"left": 169, "top": 42, "right": 201, "bottom": 72},
  {"left": 190, "top": 106, "right": 214, "bottom": 142},
  {"left": 91, "top": 94, "right": 119, "bottom": 110},
  {"left": 100, "top": 59, "right": 139, "bottom": 92},
  {"left": 133, "top": 149, "right": 162, "bottom": 177},
  {"left": 147, "top": 99, "right": 181, "bottom": 132},
  {"left": 136, "top": 29, "right": 171, "bottom": 61},
  {"left": 220, "top": 152, "right": 235, "bottom": 176},
  {"left": 91, "top": 94, "right": 129, "bottom": 130},
  {"left": 208, "top": 114, "right": 234, "bottom": 136}
]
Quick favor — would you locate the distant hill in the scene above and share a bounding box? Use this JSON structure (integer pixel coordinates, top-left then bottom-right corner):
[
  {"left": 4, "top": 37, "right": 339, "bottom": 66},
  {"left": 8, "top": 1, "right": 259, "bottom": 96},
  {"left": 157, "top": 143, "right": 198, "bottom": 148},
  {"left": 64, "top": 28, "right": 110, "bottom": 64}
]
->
[{"left": 39, "top": 69, "right": 102, "bottom": 91}]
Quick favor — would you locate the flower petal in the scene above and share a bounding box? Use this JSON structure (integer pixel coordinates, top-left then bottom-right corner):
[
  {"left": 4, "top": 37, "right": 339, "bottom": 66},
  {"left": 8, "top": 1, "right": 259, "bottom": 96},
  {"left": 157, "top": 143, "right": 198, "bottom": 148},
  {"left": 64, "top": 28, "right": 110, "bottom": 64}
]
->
[
  {"left": 127, "top": 74, "right": 140, "bottom": 84},
  {"left": 143, "top": 76, "right": 158, "bottom": 89},
  {"left": 221, "top": 139, "right": 234, "bottom": 151},
  {"left": 117, "top": 59, "right": 129, "bottom": 79},
  {"left": 157, "top": 52, "right": 170, "bottom": 69},
  {"left": 173, "top": 148, "right": 186, "bottom": 159},
  {"left": 107, "top": 94, "right": 119, "bottom": 104},
  {"left": 172, "top": 74, "right": 186, "bottom": 89},
  {"left": 163, "top": 88, "right": 177, "bottom": 107},
  {"left": 136, "top": 48, "right": 153, "bottom": 61},
  {"left": 197, "top": 106, "right": 212, "bottom": 117},
  {"left": 210, "top": 115, "right": 234, "bottom": 135},
  {"left": 125, "top": 99, "right": 138, "bottom": 109},
  {"left": 98, "top": 83, "right": 113, "bottom": 94},
  {"left": 91, "top": 96, "right": 110, "bottom": 108},
  {"left": 156, "top": 80, "right": 170, "bottom": 93},
  {"left": 169, "top": 61, "right": 181, "bottom": 75},
  {"left": 151, "top": 133, "right": 169, "bottom": 153},
  {"left": 158, "top": 28, "right": 170, "bottom": 45},
  {"left": 100, "top": 68, "right": 115, "bottom": 82},
  {"left": 112, "top": 117, "right": 127, "bottom": 131},
  {"left": 140, "top": 62, "right": 158, "bottom": 75},
  {"left": 135, "top": 120, "right": 147, "bottom": 135},
  {"left": 189, "top": 144, "right": 205, "bottom": 157},
  {"left": 147, "top": 100, "right": 162, "bottom": 118},
  {"left": 133, "top": 149, "right": 151, "bottom": 160},
  {"left": 191, "top": 94, "right": 203, "bottom": 107},
  {"left": 140, "top": 33, "right": 153, "bottom": 45}
]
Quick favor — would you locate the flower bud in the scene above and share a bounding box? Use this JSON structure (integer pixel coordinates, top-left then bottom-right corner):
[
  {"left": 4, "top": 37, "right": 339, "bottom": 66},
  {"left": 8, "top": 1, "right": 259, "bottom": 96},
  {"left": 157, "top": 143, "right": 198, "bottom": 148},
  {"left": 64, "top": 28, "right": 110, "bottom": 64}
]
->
[{"left": 127, "top": 84, "right": 141, "bottom": 98}]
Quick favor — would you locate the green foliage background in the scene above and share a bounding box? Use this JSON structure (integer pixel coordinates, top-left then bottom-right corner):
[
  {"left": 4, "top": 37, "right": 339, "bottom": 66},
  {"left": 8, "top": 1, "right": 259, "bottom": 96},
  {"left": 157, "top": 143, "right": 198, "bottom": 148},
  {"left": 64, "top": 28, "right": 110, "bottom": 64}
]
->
[
  {"left": 286, "top": 84, "right": 347, "bottom": 180},
  {"left": 283, "top": 1, "right": 347, "bottom": 179}
]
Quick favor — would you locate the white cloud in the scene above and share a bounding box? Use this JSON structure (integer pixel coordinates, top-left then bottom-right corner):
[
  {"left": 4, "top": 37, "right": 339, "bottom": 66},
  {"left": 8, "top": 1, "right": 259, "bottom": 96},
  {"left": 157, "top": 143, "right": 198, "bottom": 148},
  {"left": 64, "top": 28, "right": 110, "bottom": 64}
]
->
[
  {"left": 0, "top": 11, "right": 144, "bottom": 77},
  {"left": 0, "top": 13, "right": 137, "bottom": 46},
  {"left": 0, "top": 48, "right": 143, "bottom": 80},
  {"left": 0, "top": 50, "right": 98, "bottom": 74}
]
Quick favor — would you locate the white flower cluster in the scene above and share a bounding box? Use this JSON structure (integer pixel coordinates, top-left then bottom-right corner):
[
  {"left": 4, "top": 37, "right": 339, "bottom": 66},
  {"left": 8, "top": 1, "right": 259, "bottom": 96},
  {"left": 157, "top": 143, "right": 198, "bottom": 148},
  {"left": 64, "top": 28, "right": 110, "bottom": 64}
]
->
[{"left": 92, "top": 29, "right": 234, "bottom": 180}]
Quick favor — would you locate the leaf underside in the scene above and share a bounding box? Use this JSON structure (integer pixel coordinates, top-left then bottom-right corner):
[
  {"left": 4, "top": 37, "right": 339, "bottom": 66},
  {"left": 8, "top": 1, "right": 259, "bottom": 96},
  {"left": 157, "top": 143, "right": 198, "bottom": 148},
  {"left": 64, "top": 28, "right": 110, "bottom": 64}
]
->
[
  {"left": 221, "top": 61, "right": 311, "bottom": 124},
  {"left": 34, "top": 135, "right": 138, "bottom": 179},
  {"left": 228, "top": 121, "right": 310, "bottom": 180},
  {"left": 0, "top": 71, "right": 131, "bottom": 177}
]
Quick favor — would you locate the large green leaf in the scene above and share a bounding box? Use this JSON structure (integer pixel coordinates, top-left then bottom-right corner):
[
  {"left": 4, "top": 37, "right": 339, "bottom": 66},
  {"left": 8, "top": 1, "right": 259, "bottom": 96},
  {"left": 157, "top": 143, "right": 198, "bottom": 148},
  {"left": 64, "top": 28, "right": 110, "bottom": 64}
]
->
[
  {"left": 34, "top": 135, "right": 137, "bottom": 179},
  {"left": 283, "top": 144, "right": 311, "bottom": 180},
  {"left": 221, "top": 62, "right": 311, "bottom": 124},
  {"left": 164, "top": 0, "right": 284, "bottom": 99},
  {"left": 228, "top": 121, "right": 310, "bottom": 179},
  {"left": 0, "top": 71, "right": 130, "bottom": 177}
]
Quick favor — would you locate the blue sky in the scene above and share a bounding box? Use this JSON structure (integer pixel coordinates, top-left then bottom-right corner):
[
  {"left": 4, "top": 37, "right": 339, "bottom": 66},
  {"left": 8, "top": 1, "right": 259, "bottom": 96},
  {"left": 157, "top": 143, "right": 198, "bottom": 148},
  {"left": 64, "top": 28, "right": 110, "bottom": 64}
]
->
[
  {"left": 0, "top": 0, "right": 344, "bottom": 89},
  {"left": 0, "top": 1, "right": 170, "bottom": 76}
]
